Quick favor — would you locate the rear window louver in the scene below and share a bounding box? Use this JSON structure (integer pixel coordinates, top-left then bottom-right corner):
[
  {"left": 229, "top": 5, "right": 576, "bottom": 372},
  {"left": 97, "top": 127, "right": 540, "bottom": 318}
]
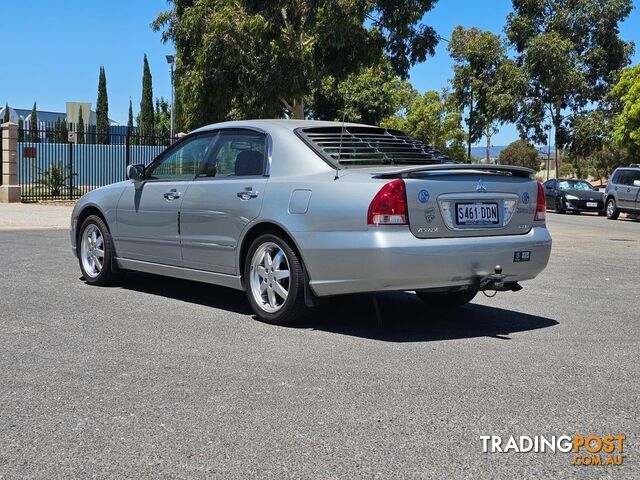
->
[{"left": 296, "top": 126, "right": 451, "bottom": 167}]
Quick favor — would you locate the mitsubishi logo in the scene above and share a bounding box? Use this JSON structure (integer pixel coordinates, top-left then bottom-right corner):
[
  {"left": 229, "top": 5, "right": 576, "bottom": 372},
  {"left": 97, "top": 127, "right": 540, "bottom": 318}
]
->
[{"left": 476, "top": 179, "right": 487, "bottom": 192}]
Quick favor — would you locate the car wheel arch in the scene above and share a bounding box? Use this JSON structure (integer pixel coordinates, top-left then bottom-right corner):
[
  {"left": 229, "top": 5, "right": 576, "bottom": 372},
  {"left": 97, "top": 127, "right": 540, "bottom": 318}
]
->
[
  {"left": 76, "top": 205, "right": 110, "bottom": 246},
  {"left": 237, "top": 221, "right": 309, "bottom": 288}
]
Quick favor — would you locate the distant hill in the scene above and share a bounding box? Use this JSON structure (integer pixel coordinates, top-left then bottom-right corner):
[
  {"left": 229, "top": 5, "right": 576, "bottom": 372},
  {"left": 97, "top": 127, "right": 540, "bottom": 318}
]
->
[{"left": 471, "top": 145, "right": 556, "bottom": 159}]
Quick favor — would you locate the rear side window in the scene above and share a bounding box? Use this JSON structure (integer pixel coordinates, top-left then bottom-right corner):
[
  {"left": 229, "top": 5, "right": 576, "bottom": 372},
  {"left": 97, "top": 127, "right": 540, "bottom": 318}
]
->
[
  {"left": 200, "top": 130, "right": 266, "bottom": 177},
  {"left": 296, "top": 126, "right": 451, "bottom": 168},
  {"left": 619, "top": 171, "right": 633, "bottom": 186}
]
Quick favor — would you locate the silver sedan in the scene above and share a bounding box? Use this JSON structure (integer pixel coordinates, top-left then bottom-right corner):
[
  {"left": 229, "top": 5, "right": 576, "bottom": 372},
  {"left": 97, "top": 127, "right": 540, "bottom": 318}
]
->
[{"left": 70, "top": 120, "right": 552, "bottom": 324}]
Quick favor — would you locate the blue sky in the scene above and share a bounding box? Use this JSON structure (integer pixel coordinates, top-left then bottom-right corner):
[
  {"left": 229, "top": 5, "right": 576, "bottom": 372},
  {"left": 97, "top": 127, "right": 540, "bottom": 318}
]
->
[{"left": 2, "top": 0, "right": 639, "bottom": 146}]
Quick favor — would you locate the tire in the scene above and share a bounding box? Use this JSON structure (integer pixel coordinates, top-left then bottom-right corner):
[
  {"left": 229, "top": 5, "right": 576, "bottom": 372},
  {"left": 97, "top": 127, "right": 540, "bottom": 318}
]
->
[
  {"left": 78, "top": 215, "right": 124, "bottom": 286},
  {"left": 416, "top": 290, "right": 478, "bottom": 308},
  {"left": 572, "top": 210, "right": 581, "bottom": 215},
  {"left": 244, "top": 233, "right": 307, "bottom": 325},
  {"left": 554, "top": 197, "right": 566, "bottom": 214},
  {"left": 606, "top": 198, "right": 620, "bottom": 220}
]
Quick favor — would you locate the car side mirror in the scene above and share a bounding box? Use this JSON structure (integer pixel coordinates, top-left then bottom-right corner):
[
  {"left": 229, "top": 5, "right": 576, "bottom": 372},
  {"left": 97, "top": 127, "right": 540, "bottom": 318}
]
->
[
  {"left": 634, "top": 180, "right": 640, "bottom": 187},
  {"left": 127, "top": 164, "right": 145, "bottom": 183}
]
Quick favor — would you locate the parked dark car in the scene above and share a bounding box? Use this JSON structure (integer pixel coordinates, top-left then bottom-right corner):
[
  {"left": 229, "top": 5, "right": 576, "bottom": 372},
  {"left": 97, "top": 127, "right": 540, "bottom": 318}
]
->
[{"left": 542, "top": 179, "right": 605, "bottom": 215}]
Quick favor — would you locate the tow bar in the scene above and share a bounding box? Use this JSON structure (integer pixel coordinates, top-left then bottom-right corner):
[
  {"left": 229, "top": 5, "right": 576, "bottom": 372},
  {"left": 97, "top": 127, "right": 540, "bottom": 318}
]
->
[{"left": 478, "top": 265, "right": 523, "bottom": 292}]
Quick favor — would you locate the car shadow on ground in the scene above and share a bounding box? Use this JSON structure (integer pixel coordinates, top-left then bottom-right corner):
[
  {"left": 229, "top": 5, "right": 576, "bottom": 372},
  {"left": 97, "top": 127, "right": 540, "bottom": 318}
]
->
[
  {"left": 119, "top": 272, "right": 558, "bottom": 343},
  {"left": 119, "top": 272, "right": 254, "bottom": 315},
  {"left": 298, "top": 292, "right": 559, "bottom": 342}
]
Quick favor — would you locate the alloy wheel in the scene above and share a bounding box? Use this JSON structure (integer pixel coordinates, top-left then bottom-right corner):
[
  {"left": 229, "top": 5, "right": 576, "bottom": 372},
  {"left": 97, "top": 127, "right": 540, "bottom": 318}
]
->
[
  {"left": 80, "top": 224, "right": 105, "bottom": 279},
  {"left": 249, "top": 242, "right": 291, "bottom": 313}
]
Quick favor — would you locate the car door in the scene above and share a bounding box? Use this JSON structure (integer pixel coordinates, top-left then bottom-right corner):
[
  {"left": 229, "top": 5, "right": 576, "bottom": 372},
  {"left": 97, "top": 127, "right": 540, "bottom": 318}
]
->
[
  {"left": 180, "top": 129, "right": 268, "bottom": 274},
  {"left": 628, "top": 171, "right": 640, "bottom": 211},
  {"left": 543, "top": 180, "right": 556, "bottom": 209},
  {"left": 115, "top": 133, "right": 215, "bottom": 265},
  {"left": 616, "top": 170, "right": 637, "bottom": 209}
]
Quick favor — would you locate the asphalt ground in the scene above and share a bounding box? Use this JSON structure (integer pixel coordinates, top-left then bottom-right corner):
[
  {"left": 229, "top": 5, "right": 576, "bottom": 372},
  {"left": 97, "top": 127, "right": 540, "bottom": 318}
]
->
[{"left": 0, "top": 213, "right": 638, "bottom": 479}]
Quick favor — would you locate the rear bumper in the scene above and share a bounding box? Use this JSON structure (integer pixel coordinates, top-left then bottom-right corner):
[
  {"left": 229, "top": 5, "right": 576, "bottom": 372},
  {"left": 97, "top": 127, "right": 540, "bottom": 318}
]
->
[{"left": 297, "top": 226, "right": 552, "bottom": 297}]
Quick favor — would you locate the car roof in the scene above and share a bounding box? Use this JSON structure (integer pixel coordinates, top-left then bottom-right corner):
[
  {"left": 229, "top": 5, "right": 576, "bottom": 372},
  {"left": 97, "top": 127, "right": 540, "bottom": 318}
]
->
[{"left": 191, "top": 119, "right": 373, "bottom": 134}]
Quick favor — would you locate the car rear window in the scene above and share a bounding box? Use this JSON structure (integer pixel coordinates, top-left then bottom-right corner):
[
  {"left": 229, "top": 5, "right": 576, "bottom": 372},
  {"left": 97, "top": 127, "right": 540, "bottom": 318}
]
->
[{"left": 295, "top": 126, "right": 451, "bottom": 168}]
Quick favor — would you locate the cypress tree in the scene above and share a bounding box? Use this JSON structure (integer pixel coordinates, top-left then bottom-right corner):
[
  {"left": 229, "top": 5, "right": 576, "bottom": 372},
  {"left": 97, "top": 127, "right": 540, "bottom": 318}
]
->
[
  {"left": 29, "top": 102, "right": 40, "bottom": 143},
  {"left": 139, "top": 54, "right": 155, "bottom": 141},
  {"left": 96, "top": 66, "right": 110, "bottom": 144},
  {"left": 127, "top": 97, "right": 134, "bottom": 138},
  {"left": 60, "top": 118, "right": 68, "bottom": 143},
  {"left": 3, "top": 103, "right": 9, "bottom": 123},
  {"left": 77, "top": 107, "right": 85, "bottom": 144},
  {"left": 17, "top": 118, "right": 24, "bottom": 142},
  {"left": 54, "top": 118, "right": 60, "bottom": 142}
]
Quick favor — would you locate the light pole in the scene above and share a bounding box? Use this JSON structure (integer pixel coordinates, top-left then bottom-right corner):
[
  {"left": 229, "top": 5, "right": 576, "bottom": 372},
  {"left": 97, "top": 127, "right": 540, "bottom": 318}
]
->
[{"left": 166, "top": 54, "right": 176, "bottom": 140}]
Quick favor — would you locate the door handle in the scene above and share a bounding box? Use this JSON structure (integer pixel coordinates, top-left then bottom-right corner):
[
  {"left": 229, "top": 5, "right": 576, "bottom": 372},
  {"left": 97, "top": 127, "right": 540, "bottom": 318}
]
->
[
  {"left": 164, "top": 189, "right": 181, "bottom": 200},
  {"left": 237, "top": 191, "right": 258, "bottom": 200}
]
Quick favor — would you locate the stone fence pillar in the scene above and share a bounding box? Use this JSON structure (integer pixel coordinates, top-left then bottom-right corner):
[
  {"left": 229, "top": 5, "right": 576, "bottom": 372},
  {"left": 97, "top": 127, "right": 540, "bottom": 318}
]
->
[{"left": 1, "top": 122, "right": 21, "bottom": 203}]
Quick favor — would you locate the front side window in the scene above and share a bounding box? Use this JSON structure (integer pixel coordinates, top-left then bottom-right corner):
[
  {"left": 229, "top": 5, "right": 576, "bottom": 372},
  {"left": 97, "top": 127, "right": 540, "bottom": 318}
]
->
[
  {"left": 200, "top": 130, "right": 266, "bottom": 178},
  {"left": 611, "top": 170, "right": 622, "bottom": 184},
  {"left": 146, "top": 134, "right": 215, "bottom": 180}
]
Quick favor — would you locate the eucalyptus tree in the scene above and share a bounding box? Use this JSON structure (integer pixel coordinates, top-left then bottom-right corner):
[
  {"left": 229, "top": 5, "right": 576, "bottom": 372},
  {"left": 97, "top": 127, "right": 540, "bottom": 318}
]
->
[
  {"left": 153, "top": 0, "right": 441, "bottom": 129},
  {"left": 309, "top": 58, "right": 417, "bottom": 125},
  {"left": 448, "top": 26, "right": 524, "bottom": 162},
  {"left": 505, "top": 0, "right": 633, "bottom": 177},
  {"left": 382, "top": 90, "right": 467, "bottom": 161},
  {"left": 611, "top": 64, "right": 640, "bottom": 158}
]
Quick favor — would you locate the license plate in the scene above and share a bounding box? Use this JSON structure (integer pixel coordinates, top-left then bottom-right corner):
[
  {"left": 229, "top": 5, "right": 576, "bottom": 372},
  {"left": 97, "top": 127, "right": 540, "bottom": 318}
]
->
[
  {"left": 586, "top": 202, "right": 598, "bottom": 207},
  {"left": 456, "top": 203, "right": 499, "bottom": 225}
]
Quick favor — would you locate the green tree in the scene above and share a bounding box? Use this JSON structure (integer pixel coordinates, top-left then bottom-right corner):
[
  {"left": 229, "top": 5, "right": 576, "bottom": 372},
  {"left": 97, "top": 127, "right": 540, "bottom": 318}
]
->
[
  {"left": 565, "top": 109, "right": 629, "bottom": 180},
  {"left": 154, "top": 97, "right": 171, "bottom": 143},
  {"left": 611, "top": 64, "right": 640, "bottom": 157},
  {"left": 96, "top": 66, "right": 110, "bottom": 144},
  {"left": 498, "top": 140, "right": 541, "bottom": 171},
  {"left": 29, "top": 102, "right": 40, "bottom": 143},
  {"left": 127, "top": 97, "right": 134, "bottom": 132},
  {"left": 152, "top": 0, "right": 441, "bottom": 129},
  {"left": 139, "top": 54, "right": 155, "bottom": 139},
  {"left": 17, "top": 117, "right": 24, "bottom": 142},
  {"left": 54, "top": 118, "right": 60, "bottom": 141},
  {"left": 127, "top": 97, "right": 135, "bottom": 144},
  {"left": 58, "top": 118, "right": 67, "bottom": 143},
  {"left": 505, "top": 0, "right": 634, "bottom": 178},
  {"left": 77, "top": 107, "right": 85, "bottom": 144},
  {"left": 3, "top": 103, "right": 9, "bottom": 123},
  {"left": 382, "top": 90, "right": 467, "bottom": 161},
  {"left": 309, "top": 58, "right": 417, "bottom": 125},
  {"left": 448, "top": 26, "right": 524, "bottom": 162}
]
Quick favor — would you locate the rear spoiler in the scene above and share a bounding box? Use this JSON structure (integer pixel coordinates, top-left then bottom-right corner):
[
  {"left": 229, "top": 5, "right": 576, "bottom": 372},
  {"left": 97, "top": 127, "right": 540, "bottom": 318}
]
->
[{"left": 372, "top": 163, "right": 535, "bottom": 179}]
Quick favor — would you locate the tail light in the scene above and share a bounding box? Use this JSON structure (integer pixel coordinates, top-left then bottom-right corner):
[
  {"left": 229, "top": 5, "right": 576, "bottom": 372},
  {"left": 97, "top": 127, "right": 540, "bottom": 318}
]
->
[
  {"left": 368, "top": 179, "right": 408, "bottom": 226},
  {"left": 535, "top": 181, "right": 546, "bottom": 222}
]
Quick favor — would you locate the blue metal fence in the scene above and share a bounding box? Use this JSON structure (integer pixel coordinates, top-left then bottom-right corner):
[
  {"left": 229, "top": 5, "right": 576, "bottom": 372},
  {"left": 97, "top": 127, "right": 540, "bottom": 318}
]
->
[{"left": 17, "top": 123, "right": 172, "bottom": 201}]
